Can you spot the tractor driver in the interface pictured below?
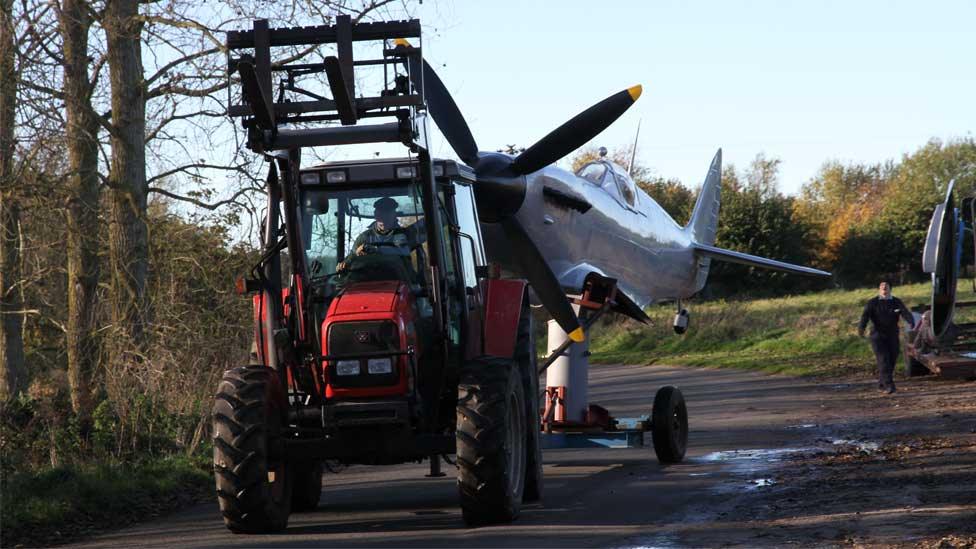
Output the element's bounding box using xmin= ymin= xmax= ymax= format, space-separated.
xmin=337 ymin=196 xmax=424 ymax=273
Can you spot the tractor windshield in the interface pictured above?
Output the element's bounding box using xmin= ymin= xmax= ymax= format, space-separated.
xmin=300 ymin=182 xmax=427 ymax=287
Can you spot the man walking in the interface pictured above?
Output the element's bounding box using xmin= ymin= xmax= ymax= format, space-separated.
xmin=858 ymin=281 xmax=916 ymax=394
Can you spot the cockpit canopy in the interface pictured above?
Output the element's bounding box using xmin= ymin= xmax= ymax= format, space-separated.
xmin=575 ymin=160 xmax=638 ymax=208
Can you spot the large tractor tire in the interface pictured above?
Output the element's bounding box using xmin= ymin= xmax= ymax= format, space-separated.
xmin=291 ymin=462 xmax=323 ymax=512
xmin=652 ymin=385 xmax=688 ymax=464
xmin=456 ymin=357 xmax=527 ymax=526
xmin=515 ymin=303 xmax=544 ymax=503
xmin=213 ymin=366 xmax=293 ymax=533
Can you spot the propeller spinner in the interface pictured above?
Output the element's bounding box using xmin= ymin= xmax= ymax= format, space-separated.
xmin=402 ymin=44 xmax=642 ymax=341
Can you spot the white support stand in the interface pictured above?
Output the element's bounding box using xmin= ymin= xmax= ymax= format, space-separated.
xmin=545 ymin=315 xmax=589 ymax=423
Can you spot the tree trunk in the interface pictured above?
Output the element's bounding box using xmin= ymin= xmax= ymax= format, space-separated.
xmin=59 ymin=0 xmax=101 ymax=422
xmin=0 ymin=0 xmax=26 ymax=401
xmin=104 ymin=0 xmax=147 ymax=357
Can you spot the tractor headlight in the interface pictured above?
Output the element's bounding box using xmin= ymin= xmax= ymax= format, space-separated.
xmin=367 ymin=357 xmax=393 ymax=375
xmin=336 ymin=360 xmax=360 ymax=376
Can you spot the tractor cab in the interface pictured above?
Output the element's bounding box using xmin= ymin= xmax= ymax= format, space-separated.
xmin=296 ymin=158 xmax=487 ymax=402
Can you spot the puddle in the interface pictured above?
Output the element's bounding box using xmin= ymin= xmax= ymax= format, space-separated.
xmin=746 ymin=478 xmax=776 ymax=489
xmin=699 ymin=447 xmax=818 ymax=463
xmin=786 ymin=423 xmax=818 ymax=429
xmin=619 ymin=532 xmax=682 ymax=549
xmin=831 ymin=439 xmax=880 ymax=453
xmin=687 ymin=472 xmax=711 ymax=477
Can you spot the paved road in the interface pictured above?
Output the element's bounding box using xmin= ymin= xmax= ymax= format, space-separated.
xmin=69 ymin=364 xmax=835 ymax=548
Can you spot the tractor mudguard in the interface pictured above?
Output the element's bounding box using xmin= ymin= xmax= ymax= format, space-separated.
xmin=482 ymin=279 xmax=527 ymax=358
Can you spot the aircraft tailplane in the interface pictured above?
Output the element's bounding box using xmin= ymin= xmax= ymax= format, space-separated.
xmin=692 ymin=243 xmax=831 ymax=278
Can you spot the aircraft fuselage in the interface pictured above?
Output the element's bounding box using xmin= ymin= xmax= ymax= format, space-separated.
xmin=481 ymin=159 xmax=701 ymax=308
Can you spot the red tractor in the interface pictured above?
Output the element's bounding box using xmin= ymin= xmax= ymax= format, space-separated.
xmin=213 ymin=18 xmax=543 ymax=532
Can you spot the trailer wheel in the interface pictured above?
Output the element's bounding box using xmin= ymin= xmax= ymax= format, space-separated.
xmin=652 ymin=386 xmax=688 ymax=464
xmin=291 ymin=462 xmax=323 ymax=512
xmin=213 ymin=366 xmax=292 ymax=533
xmin=457 ymin=357 xmax=526 ymax=525
xmin=515 ymin=303 xmax=544 ymax=503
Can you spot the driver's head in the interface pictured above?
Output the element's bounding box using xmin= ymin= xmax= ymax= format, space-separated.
xmin=373 ymin=197 xmax=399 ymax=232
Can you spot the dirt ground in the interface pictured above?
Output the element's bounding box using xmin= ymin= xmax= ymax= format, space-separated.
xmin=675 ymin=373 xmax=976 ymax=548
xmin=52 ymin=365 xmax=975 ymax=549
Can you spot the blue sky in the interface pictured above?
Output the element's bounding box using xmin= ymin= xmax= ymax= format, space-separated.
xmin=385 ymin=0 xmax=975 ymax=194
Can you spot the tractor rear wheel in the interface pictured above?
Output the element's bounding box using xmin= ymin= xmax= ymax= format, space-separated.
xmin=213 ymin=366 xmax=292 ymax=533
xmin=652 ymin=385 xmax=688 ymax=464
xmin=515 ymin=303 xmax=544 ymax=503
xmin=456 ymin=357 xmax=527 ymax=525
xmin=291 ymin=462 xmax=323 ymax=512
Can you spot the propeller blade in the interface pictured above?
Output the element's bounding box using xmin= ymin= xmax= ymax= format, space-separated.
xmin=500 ymin=217 xmax=584 ymax=342
xmin=421 ymin=60 xmax=480 ymax=166
xmin=510 ymin=85 xmax=643 ymax=175
xmin=397 ymin=41 xmax=480 ymax=166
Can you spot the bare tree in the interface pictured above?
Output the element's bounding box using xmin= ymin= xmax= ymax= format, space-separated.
xmin=104 ymin=0 xmax=148 ymax=355
xmin=58 ymin=0 xmax=103 ymax=422
xmin=0 ymin=0 xmax=27 ymax=401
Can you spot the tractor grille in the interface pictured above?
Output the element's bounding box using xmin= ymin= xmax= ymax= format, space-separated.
xmin=327 ymin=321 xmax=400 ymax=388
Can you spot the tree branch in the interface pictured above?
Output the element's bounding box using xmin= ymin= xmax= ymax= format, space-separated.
xmin=148 ymin=186 xmax=262 ymax=211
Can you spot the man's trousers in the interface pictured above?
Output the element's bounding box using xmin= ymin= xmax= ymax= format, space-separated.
xmin=870 ymin=332 xmax=900 ymax=389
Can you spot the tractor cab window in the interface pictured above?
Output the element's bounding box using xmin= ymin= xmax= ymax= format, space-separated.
xmin=577 ymin=162 xmax=608 ymax=186
xmin=451 ymin=183 xmax=485 ymax=290
xmin=301 ymin=182 xmax=427 ymax=293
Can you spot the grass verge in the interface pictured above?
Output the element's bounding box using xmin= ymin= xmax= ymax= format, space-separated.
xmin=1 ymin=454 xmax=212 ymax=547
xmin=588 ymin=282 xmax=944 ymax=378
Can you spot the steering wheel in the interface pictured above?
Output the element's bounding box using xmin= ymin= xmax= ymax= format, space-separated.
xmin=361 ymin=241 xmax=403 ymax=253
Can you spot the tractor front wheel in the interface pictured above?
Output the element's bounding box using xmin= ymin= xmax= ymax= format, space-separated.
xmin=456 ymin=357 xmax=527 ymax=526
xmin=291 ymin=462 xmax=323 ymax=512
xmin=213 ymin=366 xmax=293 ymax=533
xmin=515 ymin=303 xmax=544 ymax=503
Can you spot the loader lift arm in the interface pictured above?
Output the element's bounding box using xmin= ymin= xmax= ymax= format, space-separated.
xmin=226 ymin=16 xmax=448 ymax=396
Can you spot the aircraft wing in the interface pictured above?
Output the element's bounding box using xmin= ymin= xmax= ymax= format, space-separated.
xmin=692 ymin=243 xmax=831 ymax=277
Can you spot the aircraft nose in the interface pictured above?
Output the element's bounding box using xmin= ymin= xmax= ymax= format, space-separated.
xmin=474 ymin=175 xmax=526 ymax=222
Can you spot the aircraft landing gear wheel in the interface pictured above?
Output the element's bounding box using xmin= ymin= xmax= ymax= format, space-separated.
xmin=213 ymin=366 xmax=293 ymax=533
xmin=652 ymin=385 xmax=688 ymax=464
xmin=456 ymin=357 xmax=526 ymax=526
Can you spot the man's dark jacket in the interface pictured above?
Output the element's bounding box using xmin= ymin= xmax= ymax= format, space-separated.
xmin=858 ymin=296 xmax=914 ymax=337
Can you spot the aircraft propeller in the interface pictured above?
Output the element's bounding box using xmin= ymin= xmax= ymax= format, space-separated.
xmin=403 ymin=45 xmax=641 ymax=342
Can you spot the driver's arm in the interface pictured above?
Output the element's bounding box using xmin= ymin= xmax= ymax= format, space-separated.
xmin=339 ymin=231 xmax=369 ymax=270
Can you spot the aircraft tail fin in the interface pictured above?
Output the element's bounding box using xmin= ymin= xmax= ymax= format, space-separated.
xmin=686 ymin=149 xmax=723 ymax=291
xmin=686 ymin=148 xmax=723 ymax=247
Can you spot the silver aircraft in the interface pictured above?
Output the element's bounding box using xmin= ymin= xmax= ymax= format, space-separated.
xmin=408 ymin=55 xmax=830 ymax=339
xmin=482 ymin=148 xmax=829 ymax=314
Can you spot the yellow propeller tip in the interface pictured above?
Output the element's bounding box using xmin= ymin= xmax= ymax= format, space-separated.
xmin=627 ymin=85 xmax=643 ymax=101
xmin=568 ymin=327 xmax=585 ymax=343
xmin=394 ymin=38 xmax=412 ymax=47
